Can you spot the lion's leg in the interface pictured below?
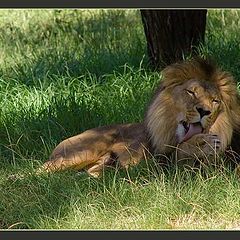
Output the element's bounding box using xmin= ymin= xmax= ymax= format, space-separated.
xmin=85 ymin=153 xmax=112 ymax=178
xmin=117 ymin=150 xmax=145 ymax=169
xmin=36 ymin=150 xmax=99 ymax=174
xmin=113 ymin=143 xmax=147 ymax=169
xmin=175 ymin=133 xmax=221 ymax=167
xmin=85 ymin=145 xmax=148 ymax=178
xmin=84 ymin=142 xmax=148 ymax=177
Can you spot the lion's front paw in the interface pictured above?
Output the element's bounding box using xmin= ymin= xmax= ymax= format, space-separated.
xmin=193 ymin=134 xmax=221 ymax=156
xmin=176 ymin=133 xmax=222 ymax=165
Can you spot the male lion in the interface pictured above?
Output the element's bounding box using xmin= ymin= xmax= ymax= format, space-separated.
xmin=38 ymin=58 xmax=240 ymax=177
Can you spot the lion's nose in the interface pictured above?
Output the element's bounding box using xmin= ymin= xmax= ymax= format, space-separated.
xmin=196 ymin=107 xmax=211 ymax=118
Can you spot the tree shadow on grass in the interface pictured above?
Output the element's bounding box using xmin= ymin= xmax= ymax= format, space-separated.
xmin=0 ymin=9 xmax=148 ymax=88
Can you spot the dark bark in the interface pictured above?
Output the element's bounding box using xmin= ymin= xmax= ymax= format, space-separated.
xmin=140 ymin=10 xmax=207 ymax=69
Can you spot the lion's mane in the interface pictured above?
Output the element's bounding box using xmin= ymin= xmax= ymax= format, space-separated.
xmin=145 ymin=58 xmax=240 ymax=155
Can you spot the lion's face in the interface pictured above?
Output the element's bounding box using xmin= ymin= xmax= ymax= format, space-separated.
xmin=145 ymin=58 xmax=240 ymax=155
xmin=173 ymin=79 xmax=222 ymax=143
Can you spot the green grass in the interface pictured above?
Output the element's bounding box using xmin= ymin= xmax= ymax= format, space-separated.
xmin=0 ymin=9 xmax=240 ymax=230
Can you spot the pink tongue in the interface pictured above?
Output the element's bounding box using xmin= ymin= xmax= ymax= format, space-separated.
xmin=182 ymin=123 xmax=203 ymax=142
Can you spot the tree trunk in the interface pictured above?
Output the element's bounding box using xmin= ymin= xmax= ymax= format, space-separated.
xmin=140 ymin=10 xmax=207 ymax=69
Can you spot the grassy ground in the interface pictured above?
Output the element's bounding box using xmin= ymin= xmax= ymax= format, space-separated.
xmin=0 ymin=9 xmax=240 ymax=230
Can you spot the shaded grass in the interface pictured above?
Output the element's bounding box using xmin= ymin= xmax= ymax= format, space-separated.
xmin=0 ymin=9 xmax=240 ymax=229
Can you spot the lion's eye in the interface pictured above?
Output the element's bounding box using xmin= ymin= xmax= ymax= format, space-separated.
xmin=186 ymin=89 xmax=195 ymax=96
xmin=212 ymin=99 xmax=220 ymax=104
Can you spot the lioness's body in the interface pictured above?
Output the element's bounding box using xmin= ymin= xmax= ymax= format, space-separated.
xmin=39 ymin=58 xmax=240 ymax=176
